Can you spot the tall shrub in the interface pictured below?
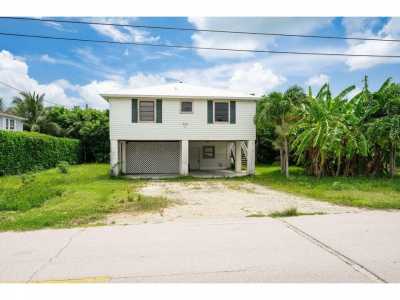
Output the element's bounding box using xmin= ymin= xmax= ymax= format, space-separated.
xmin=0 ymin=131 xmax=80 ymax=175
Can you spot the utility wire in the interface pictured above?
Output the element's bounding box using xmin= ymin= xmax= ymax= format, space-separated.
xmin=1 ymin=16 xmax=400 ymax=43
xmin=0 ymin=80 xmax=69 ymax=107
xmin=1 ymin=31 xmax=400 ymax=58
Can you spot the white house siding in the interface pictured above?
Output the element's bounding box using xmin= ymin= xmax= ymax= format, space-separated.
xmin=109 ymin=98 xmax=256 ymax=141
xmin=0 ymin=116 xmax=24 ymax=131
xmin=189 ymin=141 xmax=230 ymax=171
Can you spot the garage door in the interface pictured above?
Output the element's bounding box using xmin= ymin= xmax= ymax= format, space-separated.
xmin=126 ymin=141 xmax=180 ymax=174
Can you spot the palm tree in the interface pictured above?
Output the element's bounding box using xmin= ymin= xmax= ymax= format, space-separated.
xmin=256 ymin=86 xmax=306 ymax=177
xmin=12 ymin=91 xmax=62 ymax=135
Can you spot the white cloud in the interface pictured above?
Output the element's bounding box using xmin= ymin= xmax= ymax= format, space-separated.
xmin=306 ymin=74 xmax=330 ymax=87
xmin=0 ymin=49 xmax=286 ymax=110
xmin=164 ymin=61 xmax=286 ymax=95
xmin=40 ymin=54 xmax=57 ymax=64
xmin=0 ymin=50 xmax=83 ymax=108
xmin=187 ymin=17 xmax=333 ymax=60
xmin=89 ymin=18 xmax=159 ymax=43
xmin=344 ymin=18 xmax=400 ymax=70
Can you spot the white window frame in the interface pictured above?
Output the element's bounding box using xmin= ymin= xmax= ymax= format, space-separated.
xmin=138 ymin=99 xmax=156 ymax=123
xmin=213 ymin=100 xmax=230 ymax=123
xmin=9 ymin=119 xmax=15 ymax=130
xmin=180 ymin=101 xmax=193 ymax=114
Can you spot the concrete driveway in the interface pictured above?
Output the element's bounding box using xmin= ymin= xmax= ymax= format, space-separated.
xmin=1 ymin=210 xmax=399 ymax=283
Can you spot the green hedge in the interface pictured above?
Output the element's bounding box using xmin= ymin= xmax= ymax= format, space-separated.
xmin=0 ymin=131 xmax=80 ymax=175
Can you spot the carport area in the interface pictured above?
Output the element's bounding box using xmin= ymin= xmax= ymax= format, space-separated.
xmin=112 ymin=139 xmax=254 ymax=178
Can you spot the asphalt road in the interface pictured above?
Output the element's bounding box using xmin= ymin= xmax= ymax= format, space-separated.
xmin=0 ymin=211 xmax=399 ymax=283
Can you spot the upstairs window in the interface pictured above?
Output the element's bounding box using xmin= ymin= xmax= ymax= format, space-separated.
xmin=139 ymin=101 xmax=155 ymax=122
xmin=181 ymin=101 xmax=193 ymax=113
xmin=214 ymin=102 xmax=229 ymax=122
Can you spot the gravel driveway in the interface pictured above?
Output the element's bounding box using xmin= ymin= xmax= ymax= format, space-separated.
xmin=107 ymin=181 xmax=363 ymax=225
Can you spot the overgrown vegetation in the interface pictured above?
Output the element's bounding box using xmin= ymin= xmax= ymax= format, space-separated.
xmin=249 ymin=165 xmax=400 ymax=209
xmin=0 ymin=131 xmax=80 ymax=175
xmin=0 ymin=164 xmax=171 ymax=231
xmin=256 ymin=77 xmax=400 ymax=177
xmin=9 ymin=92 xmax=109 ymax=163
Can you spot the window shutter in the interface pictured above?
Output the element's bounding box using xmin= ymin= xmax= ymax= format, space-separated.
xmin=156 ymin=99 xmax=162 ymax=123
xmin=207 ymin=100 xmax=213 ymax=124
xmin=230 ymin=101 xmax=236 ymax=124
xmin=131 ymin=99 xmax=138 ymax=123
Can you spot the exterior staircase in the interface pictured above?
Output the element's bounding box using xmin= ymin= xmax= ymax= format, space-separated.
xmin=229 ymin=142 xmax=248 ymax=171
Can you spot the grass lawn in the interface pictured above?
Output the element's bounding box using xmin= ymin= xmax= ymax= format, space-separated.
xmin=1 ymin=163 xmax=399 ymax=231
xmin=246 ymin=165 xmax=400 ymax=209
xmin=0 ymin=164 xmax=169 ymax=231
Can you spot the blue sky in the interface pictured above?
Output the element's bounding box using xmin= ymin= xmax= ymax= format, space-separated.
xmin=0 ymin=17 xmax=399 ymax=109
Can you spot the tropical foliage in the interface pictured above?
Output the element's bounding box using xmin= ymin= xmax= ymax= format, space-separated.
xmin=8 ymin=92 xmax=109 ymax=163
xmin=256 ymin=86 xmax=306 ymax=177
xmin=256 ymin=77 xmax=400 ymax=177
xmin=12 ymin=92 xmax=62 ymax=135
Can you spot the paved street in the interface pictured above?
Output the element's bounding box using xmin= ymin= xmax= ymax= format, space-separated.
xmin=0 ymin=211 xmax=399 ymax=283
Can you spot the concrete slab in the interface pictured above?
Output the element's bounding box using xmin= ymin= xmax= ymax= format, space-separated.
xmin=0 ymin=228 xmax=82 ymax=282
xmin=14 ymin=218 xmax=369 ymax=283
xmin=285 ymin=211 xmax=400 ymax=282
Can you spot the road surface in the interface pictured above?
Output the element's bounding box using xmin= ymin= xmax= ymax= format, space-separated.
xmin=0 ymin=211 xmax=399 ymax=283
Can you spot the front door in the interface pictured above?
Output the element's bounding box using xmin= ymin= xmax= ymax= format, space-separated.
xmin=189 ymin=147 xmax=200 ymax=170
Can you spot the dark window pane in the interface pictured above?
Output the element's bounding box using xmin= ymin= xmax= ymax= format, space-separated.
xmin=215 ymin=102 xmax=229 ymax=122
xmin=181 ymin=101 xmax=192 ymax=112
xmin=203 ymin=146 xmax=215 ymax=159
xmin=139 ymin=101 xmax=154 ymax=121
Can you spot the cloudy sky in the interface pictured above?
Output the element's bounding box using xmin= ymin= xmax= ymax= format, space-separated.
xmin=0 ymin=17 xmax=400 ymax=109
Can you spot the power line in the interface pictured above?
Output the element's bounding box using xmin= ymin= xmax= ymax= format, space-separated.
xmin=0 ymin=80 xmax=66 ymax=106
xmin=1 ymin=31 xmax=400 ymax=58
xmin=1 ymin=16 xmax=400 ymax=43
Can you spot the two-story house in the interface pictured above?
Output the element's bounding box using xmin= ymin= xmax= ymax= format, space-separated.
xmin=0 ymin=112 xmax=25 ymax=132
xmin=101 ymin=82 xmax=259 ymax=177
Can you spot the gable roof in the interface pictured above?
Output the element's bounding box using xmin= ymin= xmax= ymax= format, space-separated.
xmin=100 ymin=82 xmax=260 ymax=101
xmin=0 ymin=112 xmax=26 ymax=121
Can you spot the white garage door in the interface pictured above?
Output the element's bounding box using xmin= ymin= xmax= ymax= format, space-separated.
xmin=126 ymin=141 xmax=180 ymax=174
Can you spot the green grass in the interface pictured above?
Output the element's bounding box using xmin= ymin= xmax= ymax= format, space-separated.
xmin=268 ymin=207 xmax=324 ymax=218
xmin=246 ymin=212 xmax=267 ymax=217
xmin=243 ymin=165 xmax=400 ymax=209
xmin=0 ymin=164 xmax=169 ymax=231
xmin=2 ymin=163 xmax=399 ymax=231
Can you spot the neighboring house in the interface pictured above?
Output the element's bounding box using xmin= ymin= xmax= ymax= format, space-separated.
xmin=101 ymin=82 xmax=260 ymax=176
xmin=0 ymin=112 xmax=25 ymax=132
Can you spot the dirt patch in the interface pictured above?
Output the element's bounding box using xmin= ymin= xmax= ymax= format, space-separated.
xmin=106 ymin=181 xmax=363 ymax=225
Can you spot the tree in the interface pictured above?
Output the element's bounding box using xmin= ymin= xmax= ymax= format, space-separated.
xmin=292 ymin=83 xmax=370 ymax=177
xmin=362 ymin=78 xmax=400 ymax=177
xmin=256 ymin=86 xmax=306 ymax=177
xmin=12 ymin=91 xmax=62 ymax=135
xmin=0 ymin=97 xmax=4 ymax=112
xmin=46 ymin=106 xmax=110 ymax=162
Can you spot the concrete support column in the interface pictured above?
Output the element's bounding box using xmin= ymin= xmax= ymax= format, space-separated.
xmin=235 ymin=141 xmax=242 ymax=173
xmin=110 ymin=139 xmax=119 ymax=176
xmin=121 ymin=141 xmax=127 ymax=174
xmin=247 ymin=140 xmax=255 ymax=175
xmin=180 ymin=140 xmax=189 ymax=176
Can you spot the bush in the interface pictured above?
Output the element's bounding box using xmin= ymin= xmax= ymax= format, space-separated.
xmin=0 ymin=131 xmax=80 ymax=176
xmin=57 ymin=161 xmax=70 ymax=174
